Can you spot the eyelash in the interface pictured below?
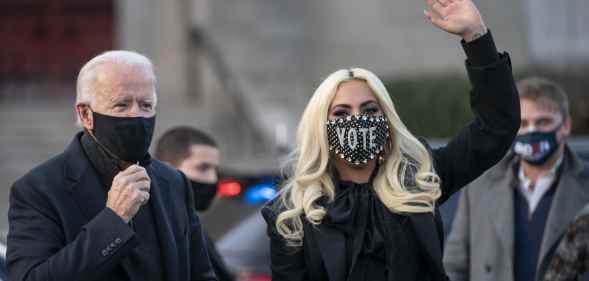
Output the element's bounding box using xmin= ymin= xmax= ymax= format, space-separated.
xmin=332 ymin=107 xmax=379 ymax=117
xmin=364 ymin=107 xmax=378 ymax=114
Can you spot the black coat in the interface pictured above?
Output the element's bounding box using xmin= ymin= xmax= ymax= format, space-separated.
xmin=6 ymin=132 xmax=217 ymax=281
xmin=203 ymin=232 xmax=236 ymax=281
xmin=261 ymin=40 xmax=521 ymax=281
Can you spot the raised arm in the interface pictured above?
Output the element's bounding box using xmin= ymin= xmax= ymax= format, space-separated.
xmin=424 ymin=0 xmax=521 ymax=203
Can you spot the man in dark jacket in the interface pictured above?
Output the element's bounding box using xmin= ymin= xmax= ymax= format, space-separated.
xmin=6 ymin=50 xmax=217 ymax=281
xmin=155 ymin=126 xmax=236 ymax=281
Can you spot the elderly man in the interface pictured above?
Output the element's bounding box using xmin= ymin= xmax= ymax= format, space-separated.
xmin=6 ymin=51 xmax=217 ymax=281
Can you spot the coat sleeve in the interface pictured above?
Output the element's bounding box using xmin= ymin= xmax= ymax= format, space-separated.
xmin=432 ymin=31 xmax=520 ymax=204
xmin=7 ymin=180 xmax=138 ymax=281
xmin=183 ymin=174 xmax=218 ymax=281
xmin=443 ymin=188 xmax=472 ymax=281
xmin=261 ymin=205 xmax=308 ymax=281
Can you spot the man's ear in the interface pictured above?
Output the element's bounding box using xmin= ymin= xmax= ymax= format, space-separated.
xmin=75 ymin=104 xmax=94 ymax=130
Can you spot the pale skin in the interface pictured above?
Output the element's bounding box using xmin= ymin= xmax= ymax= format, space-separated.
xmin=75 ymin=62 xmax=157 ymax=223
xmin=329 ymin=0 xmax=488 ymax=183
xmin=176 ymin=144 xmax=220 ymax=184
xmin=518 ymin=98 xmax=571 ymax=189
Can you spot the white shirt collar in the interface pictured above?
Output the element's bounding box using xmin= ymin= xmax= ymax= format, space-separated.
xmin=517 ymin=153 xmax=563 ymax=216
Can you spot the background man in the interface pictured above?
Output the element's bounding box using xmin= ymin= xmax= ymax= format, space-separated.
xmin=156 ymin=126 xmax=235 ymax=281
xmin=444 ymin=77 xmax=589 ymax=281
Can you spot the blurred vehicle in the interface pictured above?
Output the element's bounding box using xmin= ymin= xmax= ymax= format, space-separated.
xmin=216 ymin=137 xmax=589 ymax=281
xmin=210 ymin=175 xmax=279 ymax=281
xmin=217 ymin=211 xmax=271 ymax=281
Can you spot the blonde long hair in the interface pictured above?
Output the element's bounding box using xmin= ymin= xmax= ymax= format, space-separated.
xmin=275 ymin=68 xmax=441 ymax=246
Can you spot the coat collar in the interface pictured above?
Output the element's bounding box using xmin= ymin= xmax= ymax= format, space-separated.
xmin=536 ymin=146 xmax=589 ymax=276
xmin=63 ymin=132 xmax=92 ymax=190
xmin=63 ymin=132 xmax=180 ymax=281
xmin=311 ymin=206 xmax=447 ymax=281
xmin=63 ymin=132 xmax=107 ymax=223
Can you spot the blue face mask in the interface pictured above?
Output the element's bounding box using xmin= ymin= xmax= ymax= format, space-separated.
xmin=513 ymin=125 xmax=561 ymax=165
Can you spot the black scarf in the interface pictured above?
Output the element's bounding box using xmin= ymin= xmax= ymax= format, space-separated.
xmin=322 ymin=172 xmax=422 ymax=281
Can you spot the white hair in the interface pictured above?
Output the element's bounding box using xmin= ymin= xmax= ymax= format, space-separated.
xmin=75 ymin=50 xmax=157 ymax=125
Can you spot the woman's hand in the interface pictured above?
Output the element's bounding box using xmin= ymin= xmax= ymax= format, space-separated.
xmin=424 ymin=0 xmax=487 ymax=42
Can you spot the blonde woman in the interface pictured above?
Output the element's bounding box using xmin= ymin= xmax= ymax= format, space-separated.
xmin=261 ymin=0 xmax=520 ymax=280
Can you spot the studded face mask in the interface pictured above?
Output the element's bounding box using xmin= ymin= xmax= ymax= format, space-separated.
xmin=326 ymin=114 xmax=390 ymax=166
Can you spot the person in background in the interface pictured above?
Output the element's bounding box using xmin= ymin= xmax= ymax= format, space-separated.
xmin=444 ymin=77 xmax=589 ymax=281
xmin=544 ymin=203 xmax=589 ymax=281
xmin=156 ymin=127 xmax=235 ymax=281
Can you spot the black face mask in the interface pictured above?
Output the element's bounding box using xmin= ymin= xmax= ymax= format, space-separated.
xmin=326 ymin=114 xmax=389 ymax=166
xmin=190 ymin=180 xmax=218 ymax=211
xmin=513 ymin=125 xmax=561 ymax=166
xmin=89 ymin=111 xmax=156 ymax=166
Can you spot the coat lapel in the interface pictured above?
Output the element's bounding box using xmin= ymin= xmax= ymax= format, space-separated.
xmin=64 ymin=133 xmax=141 ymax=278
xmin=64 ymin=133 xmax=181 ymax=281
xmin=486 ymin=165 xmax=516 ymax=264
xmin=147 ymin=165 xmax=180 ymax=281
xmin=64 ymin=132 xmax=110 ymax=232
xmin=537 ymin=149 xmax=589 ymax=276
xmin=409 ymin=212 xmax=445 ymax=278
xmin=69 ymin=170 xmax=109 ymax=227
xmin=311 ymin=223 xmax=346 ymax=281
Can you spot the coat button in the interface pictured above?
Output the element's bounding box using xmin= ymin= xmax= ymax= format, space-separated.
xmin=485 ymin=265 xmax=492 ymax=273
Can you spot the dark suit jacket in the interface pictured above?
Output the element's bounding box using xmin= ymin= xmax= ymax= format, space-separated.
xmin=203 ymin=232 xmax=235 ymax=281
xmin=261 ymin=47 xmax=520 ymax=281
xmin=6 ymin=132 xmax=217 ymax=281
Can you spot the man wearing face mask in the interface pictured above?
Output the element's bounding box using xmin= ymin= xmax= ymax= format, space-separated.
xmin=6 ymin=51 xmax=217 ymax=281
xmin=155 ymin=127 xmax=235 ymax=281
xmin=444 ymin=77 xmax=589 ymax=281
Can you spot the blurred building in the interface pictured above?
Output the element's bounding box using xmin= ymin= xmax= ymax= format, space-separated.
xmin=0 ymin=0 xmax=588 ymax=231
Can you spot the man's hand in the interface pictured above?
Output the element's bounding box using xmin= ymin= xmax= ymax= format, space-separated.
xmin=106 ymin=165 xmax=151 ymax=223
xmin=424 ymin=0 xmax=487 ymax=42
